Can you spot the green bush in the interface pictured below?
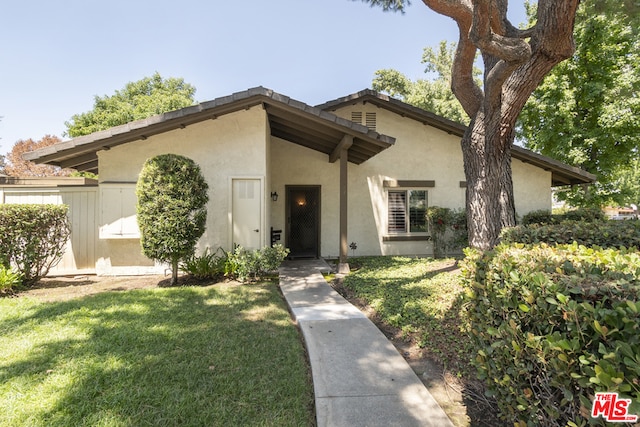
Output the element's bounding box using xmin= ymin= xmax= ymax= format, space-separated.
xmin=521 ymin=208 xmax=606 ymax=225
xmin=0 ymin=204 xmax=70 ymax=286
xmin=462 ymin=243 xmax=640 ymax=426
xmin=227 ymin=244 xmax=289 ymax=282
xmin=426 ymin=206 xmax=467 ymax=258
xmin=561 ymin=207 xmax=606 ymax=223
xmin=136 ymin=154 xmax=209 ymax=286
xmin=521 ymin=209 xmax=553 ymax=225
xmin=0 ymin=266 xmax=23 ymax=293
xmin=179 ymin=247 xmax=228 ymax=279
xmin=501 ymin=219 xmax=640 ymax=249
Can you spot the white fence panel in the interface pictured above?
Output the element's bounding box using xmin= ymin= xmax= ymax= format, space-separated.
xmin=2 ymin=188 xmax=98 ymax=274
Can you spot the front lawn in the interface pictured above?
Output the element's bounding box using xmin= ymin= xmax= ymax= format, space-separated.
xmin=339 ymin=256 xmax=472 ymax=376
xmin=0 ymin=282 xmax=314 ymax=426
xmin=335 ymin=256 xmax=506 ymax=426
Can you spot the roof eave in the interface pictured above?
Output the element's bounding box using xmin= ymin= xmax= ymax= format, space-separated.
xmin=511 ymin=146 xmax=596 ymax=186
xmin=25 ymin=87 xmax=395 ymax=173
xmin=319 ymin=89 xmax=595 ymax=186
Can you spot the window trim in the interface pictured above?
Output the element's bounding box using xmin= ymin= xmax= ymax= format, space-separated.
xmin=385 ymin=186 xmax=429 ymax=238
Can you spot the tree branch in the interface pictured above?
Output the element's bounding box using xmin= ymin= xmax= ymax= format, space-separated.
xmin=502 ymin=0 xmax=579 ymax=123
xmin=452 ymin=32 xmax=483 ymax=117
xmin=422 ymin=0 xmax=482 ymax=118
xmin=470 ymin=0 xmax=531 ymax=64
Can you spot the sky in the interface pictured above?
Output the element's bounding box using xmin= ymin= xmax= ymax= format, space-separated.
xmin=0 ymin=0 xmax=527 ymax=156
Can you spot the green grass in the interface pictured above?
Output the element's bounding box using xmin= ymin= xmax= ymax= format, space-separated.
xmin=343 ymin=256 xmax=473 ymax=376
xmin=0 ymin=282 xmax=314 ymax=427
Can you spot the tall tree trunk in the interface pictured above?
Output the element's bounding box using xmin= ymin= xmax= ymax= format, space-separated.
xmin=463 ymin=102 xmax=516 ymax=250
xmin=418 ymin=0 xmax=579 ymax=250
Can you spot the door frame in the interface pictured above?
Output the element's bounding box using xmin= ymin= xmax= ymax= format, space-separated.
xmin=228 ymin=176 xmax=265 ymax=250
xmin=285 ymin=185 xmax=321 ymax=259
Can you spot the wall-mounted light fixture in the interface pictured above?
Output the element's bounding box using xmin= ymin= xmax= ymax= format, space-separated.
xmin=270 ymin=191 xmax=279 ymax=202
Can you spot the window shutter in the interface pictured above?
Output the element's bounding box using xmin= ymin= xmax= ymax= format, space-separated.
xmin=351 ymin=111 xmax=362 ymax=124
xmin=99 ymin=184 xmax=140 ymax=239
xmin=388 ymin=191 xmax=406 ymax=232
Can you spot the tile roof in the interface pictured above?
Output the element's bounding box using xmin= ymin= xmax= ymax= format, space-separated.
xmin=24 ymin=86 xmax=595 ymax=186
xmin=24 ymin=87 xmax=396 ymax=174
xmin=319 ymin=89 xmax=596 ymax=186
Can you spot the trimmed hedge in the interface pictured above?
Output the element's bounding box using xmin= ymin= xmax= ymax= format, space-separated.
xmin=501 ymin=220 xmax=640 ymax=249
xmin=462 ymin=243 xmax=640 ymax=426
xmin=521 ymin=208 xmax=606 ymax=225
xmin=0 ymin=204 xmax=70 ymax=286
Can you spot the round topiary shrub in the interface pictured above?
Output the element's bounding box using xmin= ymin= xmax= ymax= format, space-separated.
xmin=136 ymin=154 xmax=209 ymax=285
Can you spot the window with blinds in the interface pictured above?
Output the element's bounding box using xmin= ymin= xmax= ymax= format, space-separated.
xmin=387 ymin=189 xmax=427 ymax=234
xmin=388 ymin=191 xmax=407 ymax=232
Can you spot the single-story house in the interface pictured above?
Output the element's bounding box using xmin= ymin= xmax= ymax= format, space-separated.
xmin=18 ymin=87 xmax=594 ymax=275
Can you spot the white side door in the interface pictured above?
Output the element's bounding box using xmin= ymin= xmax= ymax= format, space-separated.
xmin=232 ymin=178 xmax=262 ymax=249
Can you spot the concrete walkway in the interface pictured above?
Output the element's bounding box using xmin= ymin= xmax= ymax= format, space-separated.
xmin=279 ymin=259 xmax=454 ymax=427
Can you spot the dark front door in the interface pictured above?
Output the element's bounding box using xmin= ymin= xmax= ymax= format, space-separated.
xmin=286 ymin=186 xmax=320 ymax=259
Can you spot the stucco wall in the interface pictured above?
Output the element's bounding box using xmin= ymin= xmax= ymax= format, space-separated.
xmin=270 ymin=101 xmax=552 ymax=258
xmin=93 ymin=99 xmax=552 ymax=272
xmin=512 ymin=157 xmax=552 ymax=217
xmin=269 ymin=138 xmax=341 ymax=257
xmin=96 ymin=106 xmax=269 ymax=275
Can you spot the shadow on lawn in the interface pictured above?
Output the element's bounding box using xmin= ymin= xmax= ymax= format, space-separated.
xmin=338 ymin=256 xmax=507 ymax=427
xmin=0 ymin=284 xmax=314 ymax=426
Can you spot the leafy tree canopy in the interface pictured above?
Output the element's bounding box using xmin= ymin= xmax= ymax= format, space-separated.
xmin=373 ymin=41 xmax=480 ymax=124
xmin=5 ymin=135 xmax=73 ymax=177
xmin=65 ymin=72 xmax=196 ymax=138
xmin=518 ymin=0 xmax=640 ymax=208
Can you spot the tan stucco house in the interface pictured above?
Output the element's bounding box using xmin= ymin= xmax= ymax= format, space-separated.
xmin=18 ymin=87 xmax=594 ymax=275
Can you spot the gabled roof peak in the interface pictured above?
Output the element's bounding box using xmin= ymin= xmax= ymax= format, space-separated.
xmin=317 ymin=89 xmax=467 ymax=136
xmin=24 ymin=87 xmax=395 ymax=173
xmin=317 ymin=88 xmax=595 ymax=186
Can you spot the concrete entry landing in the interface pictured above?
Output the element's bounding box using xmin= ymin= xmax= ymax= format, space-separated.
xmin=279 ymin=259 xmax=454 ymax=427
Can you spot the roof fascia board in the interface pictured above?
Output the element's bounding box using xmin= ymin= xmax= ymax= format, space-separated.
xmin=25 ymin=87 xmax=394 ymax=166
xmin=319 ymin=90 xmax=594 ymax=185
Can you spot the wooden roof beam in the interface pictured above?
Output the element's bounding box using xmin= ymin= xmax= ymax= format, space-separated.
xmin=330 ymin=135 xmax=353 ymax=163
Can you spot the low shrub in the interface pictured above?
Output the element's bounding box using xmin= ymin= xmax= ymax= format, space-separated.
xmin=561 ymin=207 xmax=606 ymax=223
xmin=0 ymin=204 xmax=70 ymax=286
xmin=227 ymin=244 xmax=289 ymax=282
xmin=0 ymin=266 xmax=23 ymax=294
xmin=521 ymin=209 xmax=553 ymax=225
xmin=426 ymin=206 xmax=467 ymax=258
xmin=501 ymin=219 xmax=640 ymax=249
xmin=462 ymin=243 xmax=640 ymax=426
xmin=179 ymin=247 xmax=228 ymax=279
xmin=521 ymin=208 xmax=606 ymax=225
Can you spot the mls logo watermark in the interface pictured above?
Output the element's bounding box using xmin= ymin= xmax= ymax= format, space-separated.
xmin=591 ymin=392 xmax=638 ymax=423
